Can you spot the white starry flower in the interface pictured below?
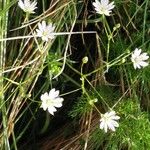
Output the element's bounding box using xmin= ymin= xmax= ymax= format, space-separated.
xmin=36 ymin=21 xmax=55 ymax=42
xmin=18 ymin=0 xmax=37 ymax=14
xmin=92 ymin=0 xmax=115 ymax=16
xmin=100 ymin=111 xmax=120 ymax=133
xmin=40 ymin=88 xmax=64 ymax=115
xmin=131 ymin=48 xmax=149 ymax=69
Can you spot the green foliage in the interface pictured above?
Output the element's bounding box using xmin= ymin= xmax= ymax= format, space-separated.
xmin=90 ymin=100 xmax=150 ymax=150
xmin=47 ymin=52 xmax=62 ymax=78
xmin=69 ymin=85 xmax=120 ymax=118
xmin=69 ymin=94 xmax=92 ymax=118
xmin=1 ymin=0 xmax=150 ymax=149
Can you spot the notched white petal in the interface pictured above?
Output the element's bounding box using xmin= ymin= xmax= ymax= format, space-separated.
xmin=131 ymin=48 xmax=149 ymax=69
xmin=40 ymin=88 xmax=64 ymax=115
xmin=18 ymin=0 xmax=37 ymax=14
xmin=36 ymin=21 xmax=55 ymax=42
xmin=99 ymin=111 xmax=120 ymax=132
xmin=93 ymin=0 xmax=115 ymax=16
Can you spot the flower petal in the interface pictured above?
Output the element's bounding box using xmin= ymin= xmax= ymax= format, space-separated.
xmin=48 ymin=106 xmax=57 ymax=115
xmin=40 ymin=88 xmax=64 ymax=115
xmin=99 ymin=110 xmax=120 ymax=132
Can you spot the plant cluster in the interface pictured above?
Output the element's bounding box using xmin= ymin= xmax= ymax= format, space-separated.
xmin=0 ymin=0 xmax=150 ymax=149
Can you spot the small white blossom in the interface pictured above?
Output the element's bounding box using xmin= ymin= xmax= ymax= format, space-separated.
xmin=40 ymin=88 xmax=64 ymax=115
xmin=100 ymin=111 xmax=120 ymax=133
xmin=92 ymin=0 xmax=115 ymax=16
xmin=131 ymin=48 xmax=149 ymax=69
xmin=18 ymin=0 xmax=37 ymax=14
xmin=36 ymin=21 xmax=55 ymax=42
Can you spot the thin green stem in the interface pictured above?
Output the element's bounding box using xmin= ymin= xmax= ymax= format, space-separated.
xmin=0 ymin=0 xmax=10 ymax=149
xmin=142 ymin=0 xmax=148 ymax=44
xmin=80 ymin=62 xmax=108 ymax=114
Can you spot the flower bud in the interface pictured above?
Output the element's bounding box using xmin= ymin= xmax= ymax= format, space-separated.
xmin=82 ymin=56 xmax=88 ymax=64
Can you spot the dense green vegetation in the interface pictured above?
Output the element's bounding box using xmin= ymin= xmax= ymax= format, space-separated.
xmin=0 ymin=0 xmax=150 ymax=149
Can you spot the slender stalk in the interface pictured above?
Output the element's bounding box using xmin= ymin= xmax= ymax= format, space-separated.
xmin=142 ymin=0 xmax=148 ymax=44
xmin=0 ymin=0 xmax=10 ymax=149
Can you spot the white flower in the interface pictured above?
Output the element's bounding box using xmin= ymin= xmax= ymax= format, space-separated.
xmin=36 ymin=21 xmax=55 ymax=42
xmin=18 ymin=0 xmax=37 ymax=14
xmin=40 ymin=88 xmax=64 ymax=115
xmin=92 ymin=0 xmax=115 ymax=16
xmin=100 ymin=111 xmax=120 ymax=133
xmin=131 ymin=48 xmax=149 ymax=69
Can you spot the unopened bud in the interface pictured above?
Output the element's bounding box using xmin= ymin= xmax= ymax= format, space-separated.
xmin=89 ymin=98 xmax=98 ymax=105
xmin=82 ymin=56 xmax=88 ymax=64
